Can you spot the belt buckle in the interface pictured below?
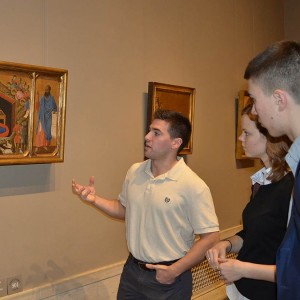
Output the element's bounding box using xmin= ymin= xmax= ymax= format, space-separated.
xmin=138 ymin=261 xmax=153 ymax=272
xmin=138 ymin=261 xmax=146 ymax=269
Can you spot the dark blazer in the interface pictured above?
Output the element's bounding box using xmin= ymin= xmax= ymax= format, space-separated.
xmin=277 ymin=162 xmax=300 ymax=300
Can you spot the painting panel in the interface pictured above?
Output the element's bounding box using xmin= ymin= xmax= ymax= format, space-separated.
xmin=147 ymin=82 xmax=195 ymax=155
xmin=235 ymin=90 xmax=251 ymax=160
xmin=0 ymin=61 xmax=67 ymax=165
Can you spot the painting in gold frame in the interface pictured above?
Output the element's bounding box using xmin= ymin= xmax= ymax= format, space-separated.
xmin=235 ymin=90 xmax=251 ymax=160
xmin=147 ymin=82 xmax=195 ymax=155
xmin=0 ymin=61 xmax=67 ymax=165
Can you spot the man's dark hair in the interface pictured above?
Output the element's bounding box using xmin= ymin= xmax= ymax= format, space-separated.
xmin=154 ymin=109 xmax=191 ymax=153
xmin=244 ymin=40 xmax=300 ymax=103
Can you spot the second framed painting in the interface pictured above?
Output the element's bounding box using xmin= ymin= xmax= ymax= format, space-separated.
xmin=235 ymin=90 xmax=251 ymax=160
xmin=147 ymin=82 xmax=195 ymax=155
xmin=0 ymin=61 xmax=67 ymax=165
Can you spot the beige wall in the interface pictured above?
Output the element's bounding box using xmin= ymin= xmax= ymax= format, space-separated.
xmin=0 ymin=0 xmax=286 ymax=293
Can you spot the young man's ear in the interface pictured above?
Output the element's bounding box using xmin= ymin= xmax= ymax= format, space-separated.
xmin=172 ymin=138 xmax=183 ymax=150
xmin=273 ymin=89 xmax=288 ymax=111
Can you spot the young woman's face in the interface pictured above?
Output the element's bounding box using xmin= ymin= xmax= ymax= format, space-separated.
xmin=238 ymin=114 xmax=267 ymax=159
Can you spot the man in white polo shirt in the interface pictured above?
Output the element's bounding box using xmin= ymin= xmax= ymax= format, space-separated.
xmin=72 ymin=109 xmax=219 ymax=299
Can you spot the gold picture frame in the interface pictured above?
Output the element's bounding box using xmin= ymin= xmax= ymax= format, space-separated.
xmin=235 ymin=90 xmax=250 ymax=160
xmin=147 ymin=82 xmax=195 ymax=154
xmin=0 ymin=61 xmax=67 ymax=165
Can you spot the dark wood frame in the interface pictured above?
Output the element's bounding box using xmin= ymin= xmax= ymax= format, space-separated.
xmin=235 ymin=90 xmax=251 ymax=160
xmin=147 ymin=82 xmax=195 ymax=154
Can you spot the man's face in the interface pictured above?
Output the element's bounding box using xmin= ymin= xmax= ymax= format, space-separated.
xmin=144 ymin=119 xmax=176 ymax=160
xmin=248 ymin=79 xmax=283 ymax=137
xmin=44 ymin=86 xmax=50 ymax=96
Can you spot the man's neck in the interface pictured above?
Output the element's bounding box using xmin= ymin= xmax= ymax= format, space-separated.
xmin=285 ymin=104 xmax=300 ymax=141
xmin=151 ymin=157 xmax=179 ymax=177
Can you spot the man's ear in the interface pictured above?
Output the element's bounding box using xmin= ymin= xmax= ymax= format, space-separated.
xmin=273 ymin=89 xmax=288 ymax=111
xmin=172 ymin=138 xmax=183 ymax=150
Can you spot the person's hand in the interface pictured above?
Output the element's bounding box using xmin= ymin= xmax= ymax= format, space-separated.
xmin=72 ymin=176 xmax=96 ymax=204
xmin=205 ymin=241 xmax=228 ymax=271
xmin=218 ymin=258 xmax=244 ymax=284
xmin=145 ymin=264 xmax=176 ymax=284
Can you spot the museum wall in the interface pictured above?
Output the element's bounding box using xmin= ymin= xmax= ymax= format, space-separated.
xmin=0 ymin=0 xmax=286 ymax=293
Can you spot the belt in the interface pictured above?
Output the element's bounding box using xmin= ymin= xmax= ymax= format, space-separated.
xmin=130 ymin=253 xmax=179 ymax=272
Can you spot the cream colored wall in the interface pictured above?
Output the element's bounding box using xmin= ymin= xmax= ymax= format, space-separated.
xmin=0 ymin=0 xmax=284 ymax=293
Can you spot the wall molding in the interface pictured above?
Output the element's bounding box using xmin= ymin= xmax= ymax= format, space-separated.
xmin=3 ymin=225 xmax=242 ymax=299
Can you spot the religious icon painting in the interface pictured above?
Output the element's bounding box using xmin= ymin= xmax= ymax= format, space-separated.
xmin=0 ymin=61 xmax=67 ymax=165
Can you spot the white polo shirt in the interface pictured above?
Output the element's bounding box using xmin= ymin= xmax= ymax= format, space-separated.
xmin=118 ymin=157 xmax=219 ymax=262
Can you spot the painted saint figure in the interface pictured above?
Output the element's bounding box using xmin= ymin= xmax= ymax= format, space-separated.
xmin=35 ymin=85 xmax=57 ymax=151
xmin=13 ymin=121 xmax=22 ymax=153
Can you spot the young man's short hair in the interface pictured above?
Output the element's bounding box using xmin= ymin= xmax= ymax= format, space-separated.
xmin=154 ymin=109 xmax=191 ymax=153
xmin=244 ymin=40 xmax=300 ymax=103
